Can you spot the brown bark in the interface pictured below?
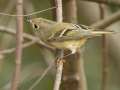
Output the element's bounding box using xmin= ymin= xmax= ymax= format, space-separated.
xmin=10 ymin=0 xmax=23 ymax=90
xmin=61 ymin=0 xmax=87 ymax=90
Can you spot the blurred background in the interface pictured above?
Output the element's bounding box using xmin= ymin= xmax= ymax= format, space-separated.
xmin=0 ymin=0 xmax=120 ymax=90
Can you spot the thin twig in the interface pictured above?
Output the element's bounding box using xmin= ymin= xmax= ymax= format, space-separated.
xmin=83 ymin=0 xmax=120 ymax=6
xmin=0 ymin=0 xmax=15 ymax=23
xmin=0 ymin=53 xmax=4 ymax=72
xmin=78 ymin=52 xmax=87 ymax=90
xmin=53 ymin=0 xmax=63 ymax=90
xmin=99 ymin=3 xmax=109 ymax=90
xmin=11 ymin=0 xmax=23 ymax=90
xmin=101 ymin=31 xmax=109 ymax=90
xmin=0 ymin=7 xmax=56 ymax=17
xmin=0 ymin=41 xmax=36 ymax=54
xmin=91 ymin=11 xmax=120 ymax=28
xmin=0 ymin=26 xmax=55 ymax=51
xmin=53 ymin=59 xmax=64 ymax=90
xmin=55 ymin=0 xmax=63 ymax=22
xmin=28 ymin=61 xmax=54 ymax=90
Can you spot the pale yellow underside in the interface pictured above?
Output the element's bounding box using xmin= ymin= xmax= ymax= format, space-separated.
xmin=50 ymin=38 xmax=87 ymax=53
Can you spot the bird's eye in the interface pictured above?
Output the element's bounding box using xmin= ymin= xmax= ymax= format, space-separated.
xmin=33 ymin=24 xmax=39 ymax=29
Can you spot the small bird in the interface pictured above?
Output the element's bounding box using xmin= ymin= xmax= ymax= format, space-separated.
xmin=29 ymin=18 xmax=113 ymax=54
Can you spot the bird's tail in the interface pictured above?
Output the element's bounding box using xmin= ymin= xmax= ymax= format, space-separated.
xmin=88 ymin=30 xmax=115 ymax=37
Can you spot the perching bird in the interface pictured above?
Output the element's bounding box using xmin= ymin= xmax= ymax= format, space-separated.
xmin=29 ymin=18 xmax=113 ymax=54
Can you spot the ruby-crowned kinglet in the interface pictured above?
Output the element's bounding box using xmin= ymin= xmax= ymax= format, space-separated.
xmin=29 ymin=18 xmax=113 ymax=54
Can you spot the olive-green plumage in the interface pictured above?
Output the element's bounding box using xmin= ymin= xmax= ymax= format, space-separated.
xmin=29 ymin=18 xmax=113 ymax=53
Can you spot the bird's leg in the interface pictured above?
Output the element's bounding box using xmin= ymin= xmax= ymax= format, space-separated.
xmin=55 ymin=49 xmax=66 ymax=65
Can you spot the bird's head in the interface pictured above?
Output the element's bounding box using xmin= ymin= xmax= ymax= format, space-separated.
xmin=29 ymin=18 xmax=56 ymax=31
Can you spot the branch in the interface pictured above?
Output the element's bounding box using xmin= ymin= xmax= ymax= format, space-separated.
xmin=83 ymin=0 xmax=120 ymax=6
xmin=63 ymin=0 xmax=78 ymax=23
xmin=0 ymin=53 xmax=4 ymax=73
xmin=11 ymin=0 xmax=23 ymax=90
xmin=98 ymin=4 xmax=109 ymax=90
xmin=53 ymin=0 xmax=63 ymax=90
xmin=28 ymin=61 xmax=54 ymax=90
xmin=0 ymin=41 xmax=36 ymax=54
xmin=0 ymin=7 xmax=56 ymax=17
xmin=91 ymin=11 xmax=120 ymax=28
xmin=55 ymin=0 xmax=63 ymax=22
xmin=0 ymin=26 xmax=55 ymax=53
xmin=61 ymin=0 xmax=88 ymax=90
xmin=53 ymin=60 xmax=64 ymax=90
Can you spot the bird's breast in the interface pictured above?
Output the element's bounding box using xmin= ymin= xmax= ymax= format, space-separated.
xmin=49 ymin=38 xmax=87 ymax=50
